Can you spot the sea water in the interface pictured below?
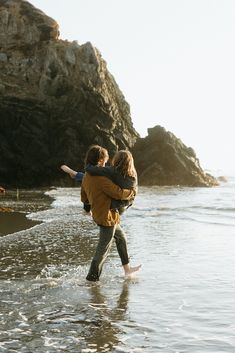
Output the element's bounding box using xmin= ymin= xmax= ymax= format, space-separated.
xmin=0 ymin=178 xmax=235 ymax=352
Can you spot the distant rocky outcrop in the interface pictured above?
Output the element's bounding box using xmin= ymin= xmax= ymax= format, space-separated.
xmin=0 ymin=0 xmax=138 ymax=187
xmin=217 ymin=176 xmax=227 ymax=183
xmin=132 ymin=126 xmax=218 ymax=187
xmin=0 ymin=1 xmax=217 ymax=188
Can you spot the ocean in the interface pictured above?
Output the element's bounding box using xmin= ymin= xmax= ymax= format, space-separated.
xmin=0 ymin=177 xmax=235 ymax=352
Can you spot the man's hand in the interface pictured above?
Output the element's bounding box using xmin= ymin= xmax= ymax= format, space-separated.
xmin=83 ymin=210 xmax=92 ymax=216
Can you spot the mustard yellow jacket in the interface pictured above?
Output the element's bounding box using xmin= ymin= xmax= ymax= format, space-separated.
xmin=81 ymin=174 xmax=136 ymax=226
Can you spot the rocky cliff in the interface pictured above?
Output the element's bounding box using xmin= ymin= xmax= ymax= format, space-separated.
xmin=0 ymin=0 xmax=138 ymax=187
xmin=0 ymin=0 xmax=217 ymax=188
xmin=132 ymin=126 xmax=218 ymax=186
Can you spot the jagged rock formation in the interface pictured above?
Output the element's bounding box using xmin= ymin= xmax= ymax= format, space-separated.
xmin=217 ymin=176 xmax=227 ymax=183
xmin=132 ymin=126 xmax=218 ymax=187
xmin=0 ymin=0 xmax=138 ymax=187
xmin=0 ymin=1 xmax=217 ymax=188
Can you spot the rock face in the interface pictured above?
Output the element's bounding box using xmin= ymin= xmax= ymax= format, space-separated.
xmin=132 ymin=126 xmax=218 ymax=187
xmin=0 ymin=0 xmax=138 ymax=187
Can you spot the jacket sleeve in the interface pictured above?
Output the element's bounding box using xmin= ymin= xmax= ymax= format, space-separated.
xmin=75 ymin=172 xmax=84 ymax=182
xmin=81 ymin=186 xmax=91 ymax=213
xmin=86 ymin=165 xmax=113 ymax=177
xmin=81 ymin=184 xmax=89 ymax=204
xmin=100 ymin=177 xmax=136 ymax=200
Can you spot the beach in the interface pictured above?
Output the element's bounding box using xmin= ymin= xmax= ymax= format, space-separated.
xmin=0 ymin=189 xmax=52 ymax=236
xmin=1 ymin=179 xmax=235 ymax=352
xmin=0 ymin=211 xmax=41 ymax=236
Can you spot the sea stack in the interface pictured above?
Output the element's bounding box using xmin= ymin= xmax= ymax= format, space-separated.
xmin=132 ymin=126 xmax=218 ymax=187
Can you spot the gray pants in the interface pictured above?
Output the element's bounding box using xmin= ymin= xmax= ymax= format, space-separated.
xmin=86 ymin=224 xmax=129 ymax=281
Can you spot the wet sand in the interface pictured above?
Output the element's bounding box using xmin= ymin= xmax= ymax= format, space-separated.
xmin=1 ymin=186 xmax=235 ymax=352
xmin=0 ymin=211 xmax=41 ymax=236
xmin=0 ymin=188 xmax=52 ymax=236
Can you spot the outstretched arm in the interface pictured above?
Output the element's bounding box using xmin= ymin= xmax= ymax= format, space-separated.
xmin=61 ymin=165 xmax=84 ymax=182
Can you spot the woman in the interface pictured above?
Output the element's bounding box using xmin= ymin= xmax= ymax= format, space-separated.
xmin=81 ymin=145 xmax=141 ymax=282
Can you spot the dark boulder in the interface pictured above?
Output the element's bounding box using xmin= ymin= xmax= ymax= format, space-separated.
xmin=217 ymin=176 xmax=227 ymax=183
xmin=132 ymin=126 xmax=218 ymax=187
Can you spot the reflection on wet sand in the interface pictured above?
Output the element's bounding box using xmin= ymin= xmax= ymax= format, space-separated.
xmin=0 ymin=275 xmax=135 ymax=353
xmin=85 ymin=281 xmax=130 ymax=351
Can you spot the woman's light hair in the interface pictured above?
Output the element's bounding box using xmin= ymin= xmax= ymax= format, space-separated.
xmin=112 ymin=150 xmax=137 ymax=178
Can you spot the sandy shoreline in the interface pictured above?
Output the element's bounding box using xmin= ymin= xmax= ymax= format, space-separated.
xmin=0 ymin=211 xmax=41 ymax=236
xmin=0 ymin=188 xmax=52 ymax=236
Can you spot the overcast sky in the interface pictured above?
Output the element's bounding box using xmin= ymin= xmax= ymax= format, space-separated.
xmin=30 ymin=0 xmax=235 ymax=175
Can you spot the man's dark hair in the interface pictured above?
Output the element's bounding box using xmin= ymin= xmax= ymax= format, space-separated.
xmin=85 ymin=145 xmax=109 ymax=166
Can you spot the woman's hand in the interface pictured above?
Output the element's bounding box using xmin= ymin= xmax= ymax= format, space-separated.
xmin=61 ymin=165 xmax=77 ymax=178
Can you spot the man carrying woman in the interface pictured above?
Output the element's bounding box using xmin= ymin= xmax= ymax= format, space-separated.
xmin=68 ymin=145 xmax=141 ymax=282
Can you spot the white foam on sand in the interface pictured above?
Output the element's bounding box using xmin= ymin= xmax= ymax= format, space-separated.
xmin=28 ymin=187 xmax=84 ymax=222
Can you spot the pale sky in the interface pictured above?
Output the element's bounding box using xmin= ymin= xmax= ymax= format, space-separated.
xmin=30 ymin=0 xmax=235 ymax=175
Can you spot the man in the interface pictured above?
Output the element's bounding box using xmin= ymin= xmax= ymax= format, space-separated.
xmin=81 ymin=145 xmax=141 ymax=281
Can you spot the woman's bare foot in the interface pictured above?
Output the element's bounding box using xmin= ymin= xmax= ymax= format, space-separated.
xmin=123 ymin=264 xmax=142 ymax=277
xmin=60 ymin=165 xmax=77 ymax=178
